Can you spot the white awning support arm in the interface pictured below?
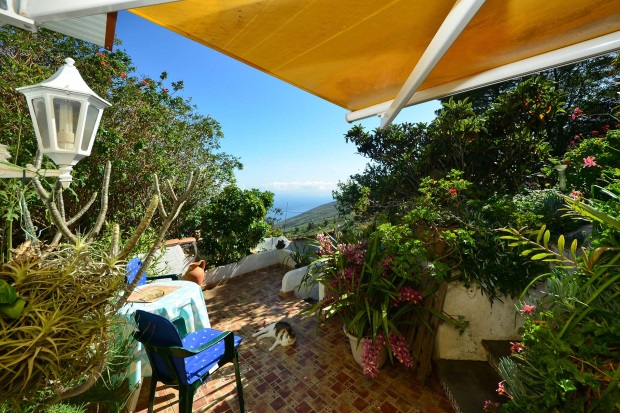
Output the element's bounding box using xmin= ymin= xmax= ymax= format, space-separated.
xmin=1 ymin=0 xmax=179 ymax=24
xmin=379 ymin=0 xmax=486 ymax=129
xmin=349 ymin=31 xmax=620 ymax=124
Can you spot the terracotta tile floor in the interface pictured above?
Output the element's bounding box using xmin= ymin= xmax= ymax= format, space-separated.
xmin=135 ymin=268 xmax=454 ymax=413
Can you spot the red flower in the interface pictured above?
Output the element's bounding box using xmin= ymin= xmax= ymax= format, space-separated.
xmin=562 ymin=160 xmax=571 ymax=165
xmin=120 ymin=73 xmax=127 ymax=79
xmin=162 ymin=88 xmax=169 ymax=93
xmin=571 ymin=108 xmax=583 ymax=120
xmin=449 ymin=188 xmax=457 ymax=196
xmin=141 ymin=80 xmax=150 ymax=86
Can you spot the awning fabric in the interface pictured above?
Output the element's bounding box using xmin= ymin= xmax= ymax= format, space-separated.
xmin=130 ymin=0 xmax=620 ymax=124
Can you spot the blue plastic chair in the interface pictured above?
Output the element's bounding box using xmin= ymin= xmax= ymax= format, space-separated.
xmin=133 ymin=310 xmax=245 ymax=413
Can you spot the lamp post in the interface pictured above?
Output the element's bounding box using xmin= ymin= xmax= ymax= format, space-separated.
xmin=1 ymin=58 xmax=111 ymax=188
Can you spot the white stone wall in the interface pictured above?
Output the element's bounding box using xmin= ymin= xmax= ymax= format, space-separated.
xmin=203 ymin=249 xmax=293 ymax=286
xmin=435 ymin=282 xmax=523 ymax=360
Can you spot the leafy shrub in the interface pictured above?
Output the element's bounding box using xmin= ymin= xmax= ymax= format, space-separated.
xmin=563 ymin=130 xmax=620 ymax=195
xmin=195 ymin=185 xmax=274 ymax=267
xmin=497 ymin=193 xmax=620 ymax=412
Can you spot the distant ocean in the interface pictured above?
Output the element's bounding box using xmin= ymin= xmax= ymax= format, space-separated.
xmin=269 ymin=193 xmax=334 ymax=219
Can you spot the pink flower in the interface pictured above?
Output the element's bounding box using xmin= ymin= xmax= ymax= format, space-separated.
xmin=120 ymin=73 xmax=127 ymax=79
xmin=592 ymin=130 xmax=599 ymax=136
xmin=563 ymin=160 xmax=571 ymax=165
xmin=162 ymin=88 xmax=169 ymax=93
xmin=389 ymin=332 xmax=414 ymax=368
xmin=570 ymin=190 xmax=583 ymax=200
xmin=449 ymin=188 xmax=457 ymax=196
xmin=571 ymin=108 xmax=583 ymax=120
xmin=393 ymin=286 xmax=423 ymax=307
xmin=483 ymin=400 xmax=500 ymax=412
xmin=361 ymin=332 xmax=386 ymax=377
xmin=316 ymin=233 xmax=333 ymax=256
xmin=141 ymin=80 xmax=150 ymax=86
xmin=520 ymin=304 xmax=536 ymax=315
xmin=510 ymin=341 xmax=525 ymax=354
xmin=497 ymin=381 xmax=507 ymax=396
xmin=583 ymin=156 xmax=597 ymax=168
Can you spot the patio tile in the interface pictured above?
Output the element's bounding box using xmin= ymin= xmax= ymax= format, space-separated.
xmin=135 ymin=267 xmax=453 ymax=413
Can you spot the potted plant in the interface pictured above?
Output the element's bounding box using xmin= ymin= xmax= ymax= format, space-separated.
xmin=301 ymin=229 xmax=427 ymax=376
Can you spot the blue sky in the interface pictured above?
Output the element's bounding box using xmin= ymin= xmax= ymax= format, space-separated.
xmin=115 ymin=11 xmax=441 ymax=209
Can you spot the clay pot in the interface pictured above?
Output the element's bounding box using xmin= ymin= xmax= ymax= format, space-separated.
xmin=183 ymin=260 xmax=206 ymax=286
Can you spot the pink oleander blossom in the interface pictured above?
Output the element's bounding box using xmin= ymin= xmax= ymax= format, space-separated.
xmin=571 ymin=108 xmax=583 ymax=120
xmin=389 ymin=332 xmax=414 ymax=368
xmin=520 ymin=304 xmax=536 ymax=315
xmin=583 ymin=156 xmax=597 ymax=168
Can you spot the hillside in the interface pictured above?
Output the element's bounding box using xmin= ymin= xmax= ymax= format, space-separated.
xmin=276 ymin=201 xmax=349 ymax=237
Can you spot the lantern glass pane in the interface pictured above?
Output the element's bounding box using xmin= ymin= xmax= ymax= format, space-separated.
xmin=31 ymin=97 xmax=50 ymax=149
xmin=53 ymin=98 xmax=81 ymax=151
xmin=81 ymin=105 xmax=100 ymax=152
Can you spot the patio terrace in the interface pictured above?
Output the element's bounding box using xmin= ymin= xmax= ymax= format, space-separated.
xmin=134 ymin=267 xmax=453 ymax=413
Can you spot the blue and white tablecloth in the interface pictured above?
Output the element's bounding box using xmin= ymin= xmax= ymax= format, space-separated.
xmin=118 ymin=279 xmax=211 ymax=389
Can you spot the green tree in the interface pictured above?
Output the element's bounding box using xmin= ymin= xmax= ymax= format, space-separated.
xmin=196 ymin=185 xmax=274 ymax=266
xmin=0 ymin=27 xmax=240 ymax=247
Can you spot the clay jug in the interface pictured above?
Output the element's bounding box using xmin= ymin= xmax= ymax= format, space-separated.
xmin=183 ymin=260 xmax=206 ymax=286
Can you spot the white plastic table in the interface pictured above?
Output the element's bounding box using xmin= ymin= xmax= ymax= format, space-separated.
xmin=118 ymin=279 xmax=211 ymax=389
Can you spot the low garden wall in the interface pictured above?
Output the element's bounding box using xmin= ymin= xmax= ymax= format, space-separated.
xmin=203 ymin=249 xmax=294 ymax=289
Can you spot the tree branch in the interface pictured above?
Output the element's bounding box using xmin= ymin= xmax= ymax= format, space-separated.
xmin=87 ymin=161 xmax=111 ymax=242
xmin=153 ymin=174 xmax=168 ymax=219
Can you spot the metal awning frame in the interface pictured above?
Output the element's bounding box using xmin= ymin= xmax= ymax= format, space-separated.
xmin=380 ymin=0 xmax=486 ymax=128
xmin=350 ymin=30 xmax=620 ymax=125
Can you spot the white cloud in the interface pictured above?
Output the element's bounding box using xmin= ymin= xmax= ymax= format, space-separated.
xmin=265 ymin=181 xmax=338 ymax=193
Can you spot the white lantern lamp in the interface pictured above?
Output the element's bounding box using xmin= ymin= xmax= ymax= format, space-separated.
xmin=15 ymin=58 xmax=111 ymax=188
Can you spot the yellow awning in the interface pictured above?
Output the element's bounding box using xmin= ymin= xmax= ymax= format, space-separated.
xmin=130 ymin=0 xmax=620 ymax=125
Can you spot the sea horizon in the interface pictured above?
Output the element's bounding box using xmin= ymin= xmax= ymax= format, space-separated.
xmin=269 ymin=193 xmax=335 ymax=219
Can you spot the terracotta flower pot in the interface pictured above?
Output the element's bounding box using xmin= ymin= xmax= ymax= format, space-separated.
xmin=183 ymin=260 xmax=206 ymax=286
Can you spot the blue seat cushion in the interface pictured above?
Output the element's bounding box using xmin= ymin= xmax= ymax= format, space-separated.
xmin=182 ymin=328 xmax=243 ymax=385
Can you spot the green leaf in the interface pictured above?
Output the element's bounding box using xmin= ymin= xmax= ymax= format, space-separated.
xmin=0 ymin=280 xmax=17 ymax=305
xmin=557 ymin=235 xmax=565 ymax=257
xmin=531 ymin=253 xmax=553 ymax=260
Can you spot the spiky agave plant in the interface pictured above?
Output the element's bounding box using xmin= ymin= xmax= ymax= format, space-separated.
xmin=0 ymin=240 xmax=126 ymax=410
